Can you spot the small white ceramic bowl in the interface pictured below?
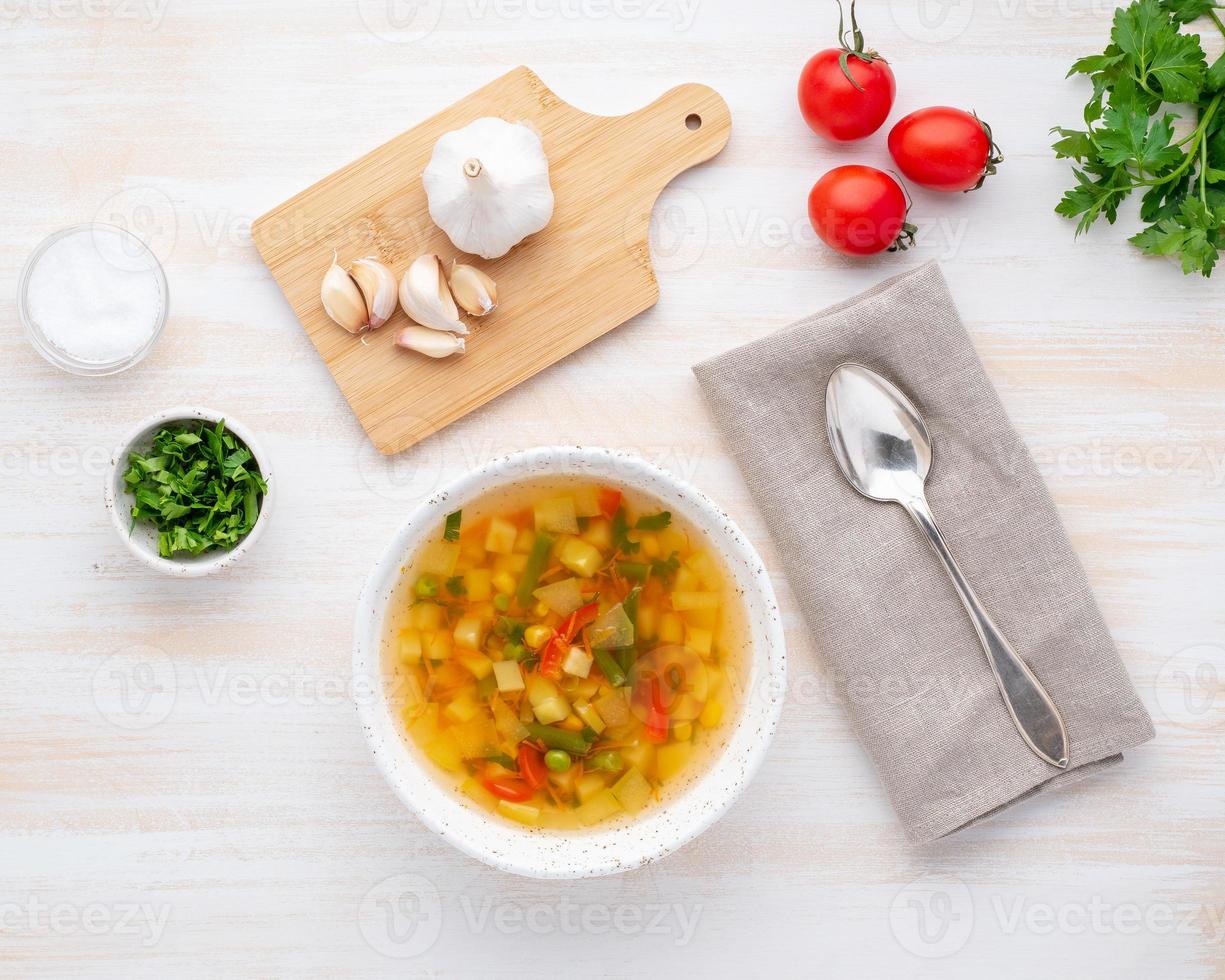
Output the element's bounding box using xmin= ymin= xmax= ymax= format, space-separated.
xmin=354 ymin=447 xmax=785 ymax=878
xmin=105 ymin=407 xmax=274 ymax=577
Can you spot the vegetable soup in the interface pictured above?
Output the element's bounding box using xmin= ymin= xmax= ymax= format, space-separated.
xmin=382 ymin=480 xmax=747 ymax=829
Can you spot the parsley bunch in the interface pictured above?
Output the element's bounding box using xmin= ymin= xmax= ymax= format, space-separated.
xmin=123 ymin=419 xmax=267 ymax=558
xmin=1053 ymin=0 xmax=1225 ymax=276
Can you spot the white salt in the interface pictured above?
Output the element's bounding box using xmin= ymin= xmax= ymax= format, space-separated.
xmin=26 ymin=226 xmax=164 ymax=365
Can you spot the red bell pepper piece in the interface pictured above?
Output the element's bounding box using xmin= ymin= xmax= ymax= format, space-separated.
xmin=517 ymin=745 xmax=547 ymax=789
xmin=640 ymin=676 xmax=670 ymax=742
xmin=597 ymin=487 xmax=622 ymax=519
xmin=537 ymin=601 xmax=599 ymax=679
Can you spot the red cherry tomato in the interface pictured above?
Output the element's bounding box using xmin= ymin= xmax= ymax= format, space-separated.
xmin=797 ymin=1 xmax=895 ymax=142
xmin=808 ymin=165 xmax=915 ymax=256
xmin=482 ymin=776 xmax=534 ymax=803
xmin=887 ymin=107 xmax=1003 ymax=193
xmin=517 ymin=745 xmax=547 ymax=789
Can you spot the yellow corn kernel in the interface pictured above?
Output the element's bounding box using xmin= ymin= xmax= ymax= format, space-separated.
xmin=464 ymin=568 xmax=492 ymax=602
xmin=699 ymin=699 xmax=724 ymax=728
xmin=524 ymin=624 xmax=553 ymax=650
xmin=533 ymin=601 xmax=550 ymax=618
xmin=492 ymin=570 xmax=517 ymax=596
xmin=485 ymin=517 xmax=517 ymax=555
xmin=659 ymin=612 xmax=684 ymax=645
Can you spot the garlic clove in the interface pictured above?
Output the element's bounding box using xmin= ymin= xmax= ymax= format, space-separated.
xmin=348 ymin=257 xmax=397 ymax=330
xmin=395 ymin=324 xmax=466 ymax=358
xmin=398 ymin=253 xmax=469 ymax=335
xmin=321 ymin=253 xmax=369 ymax=333
xmin=446 ymin=261 xmax=498 ymax=316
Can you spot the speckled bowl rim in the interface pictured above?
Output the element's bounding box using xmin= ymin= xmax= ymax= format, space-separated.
xmin=354 ymin=446 xmax=786 ymax=879
xmin=103 ymin=406 xmax=274 ymax=578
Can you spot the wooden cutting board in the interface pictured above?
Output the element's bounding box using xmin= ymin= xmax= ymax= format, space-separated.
xmin=252 ymin=66 xmax=731 ymax=455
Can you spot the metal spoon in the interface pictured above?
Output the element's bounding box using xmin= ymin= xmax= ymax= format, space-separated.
xmin=825 ymin=363 xmax=1069 ymax=769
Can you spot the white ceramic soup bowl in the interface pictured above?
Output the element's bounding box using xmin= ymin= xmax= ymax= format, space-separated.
xmin=354 ymin=447 xmax=785 ymax=878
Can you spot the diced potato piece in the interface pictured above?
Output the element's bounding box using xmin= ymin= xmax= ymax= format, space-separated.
xmin=409 ymin=602 xmax=443 ymax=631
xmin=674 ymin=566 xmax=699 ymax=592
xmin=699 ymin=699 xmax=724 ymax=728
xmin=526 ymin=675 xmax=561 ymax=707
xmin=682 ymin=606 xmax=719 ymax=630
xmin=671 ymin=721 xmax=693 ymax=742
xmin=452 ymin=615 xmax=486 ymax=650
xmin=408 ymin=704 xmax=440 ymax=744
xmin=464 ymin=568 xmax=492 ymax=602
xmin=686 ymin=550 xmax=724 ymax=590
xmin=659 ymin=612 xmax=684 ymax=645
xmin=658 ymin=526 xmax=688 ymax=556
xmin=581 ymin=517 xmax=612 ymax=549
xmin=455 ymin=650 xmax=493 ymax=680
xmin=426 ymin=631 xmax=453 ymax=662
xmin=451 ymin=717 xmax=497 ymax=758
xmin=491 ymin=696 xmax=529 ymax=743
xmin=572 ymin=485 xmax=601 ymax=517
xmin=636 ymin=603 xmax=658 ymax=642
xmin=513 ymin=527 xmax=535 ymax=553
xmin=497 ymin=800 xmax=541 ymax=826
xmin=622 ymin=741 xmax=656 ymax=776
xmin=424 ymin=731 xmax=462 ymax=772
xmin=672 ymin=591 xmax=719 ymax=612
xmin=533 ymin=577 xmax=584 ymax=615
xmin=492 ymin=570 xmax=517 ymax=597
xmin=559 ymin=538 xmax=602 ymax=578
xmin=593 ymin=688 xmax=630 ymax=728
xmin=576 ymin=772 xmax=608 ymax=804
xmin=573 ymin=699 xmax=605 ymax=733
xmin=611 ymin=767 xmax=652 ymax=812
xmin=533 ymin=696 xmax=570 ymax=725
xmin=398 ymin=630 xmax=423 ymax=664
xmin=492 ymin=553 xmax=527 ymax=575
xmin=444 ymin=691 xmax=480 ymax=724
xmin=656 ymin=741 xmax=692 ymax=782
xmin=419 ymin=540 xmax=461 ymax=577
xmin=461 ymin=777 xmax=498 ymax=809
xmin=638 ymin=532 xmax=660 ymax=558
xmin=562 ymin=645 xmax=593 ymax=679
xmin=534 ymin=496 xmax=579 ymax=534
xmin=685 ymin=626 xmax=713 ymax=657
xmin=432 ymin=661 xmax=467 ymax=687
xmin=576 ymin=788 xmax=623 ymax=826
xmin=492 ymin=660 xmax=524 ymax=693
xmin=485 ymin=517 xmax=517 ymax=555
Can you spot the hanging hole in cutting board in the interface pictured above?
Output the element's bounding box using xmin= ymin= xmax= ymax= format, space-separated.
xmin=685 ymin=113 xmax=702 ymax=131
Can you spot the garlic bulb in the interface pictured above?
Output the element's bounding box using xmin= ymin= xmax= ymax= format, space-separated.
xmin=422 ymin=117 xmax=554 ymax=260
xmin=321 ymin=254 xmax=368 ymax=333
xmin=447 ymin=261 xmax=497 ymax=316
xmin=349 ymin=257 xmax=397 ymax=330
xmin=396 ymin=324 xmax=465 ymax=358
xmin=398 ymin=254 xmax=468 ymax=335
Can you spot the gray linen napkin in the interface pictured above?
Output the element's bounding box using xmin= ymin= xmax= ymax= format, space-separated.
xmin=693 ymin=261 xmax=1154 ymax=843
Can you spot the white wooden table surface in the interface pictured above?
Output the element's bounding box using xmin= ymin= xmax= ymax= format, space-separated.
xmin=3 ymin=1 xmax=1223 ymax=976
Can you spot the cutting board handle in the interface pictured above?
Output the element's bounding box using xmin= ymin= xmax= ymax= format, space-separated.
xmin=616 ymin=82 xmax=731 ymax=218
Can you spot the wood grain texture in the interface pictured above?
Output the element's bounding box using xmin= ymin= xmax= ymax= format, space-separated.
xmin=253 ymin=66 xmax=730 ymax=454
xmin=1 ymin=1 xmax=1223 ymax=978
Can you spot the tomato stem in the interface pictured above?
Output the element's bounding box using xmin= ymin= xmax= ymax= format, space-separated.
xmin=969 ymin=112 xmax=1004 ymax=192
xmin=835 ymin=0 xmax=886 ymax=91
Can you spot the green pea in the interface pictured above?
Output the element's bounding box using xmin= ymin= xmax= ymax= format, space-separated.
xmin=493 ymin=593 xmax=511 ymax=612
xmin=586 ymin=750 xmax=623 ymax=772
xmin=414 ymin=574 xmax=439 ymax=598
xmin=544 ymin=749 xmax=572 ymax=773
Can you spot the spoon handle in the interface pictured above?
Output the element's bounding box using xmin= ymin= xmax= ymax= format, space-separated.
xmin=902 ymin=494 xmax=1070 ymax=769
